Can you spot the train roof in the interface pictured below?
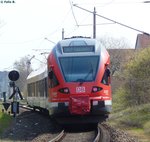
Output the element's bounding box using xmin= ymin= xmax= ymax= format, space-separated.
xmin=61 ymin=37 xmax=95 ymax=45
xmin=27 ymin=66 xmax=47 ymax=84
xmin=52 ymin=37 xmax=108 ymax=57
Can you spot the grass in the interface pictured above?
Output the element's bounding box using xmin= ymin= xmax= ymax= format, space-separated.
xmin=0 ymin=102 xmax=12 ymax=135
xmin=127 ymin=128 xmax=150 ymax=142
xmin=108 ymin=103 xmax=150 ymax=142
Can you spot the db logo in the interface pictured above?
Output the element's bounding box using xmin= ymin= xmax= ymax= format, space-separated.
xmin=76 ymin=86 xmax=85 ymax=93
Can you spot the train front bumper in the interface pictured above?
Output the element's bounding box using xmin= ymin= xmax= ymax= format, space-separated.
xmin=49 ymin=99 xmax=112 ymax=117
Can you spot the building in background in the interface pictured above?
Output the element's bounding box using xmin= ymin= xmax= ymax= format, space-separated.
xmin=0 ymin=71 xmax=9 ymax=100
xmin=135 ymin=34 xmax=150 ymax=49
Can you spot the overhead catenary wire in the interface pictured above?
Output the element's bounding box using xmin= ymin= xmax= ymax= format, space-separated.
xmin=69 ymin=0 xmax=79 ymax=27
xmin=80 ymin=1 xmax=144 ymax=6
xmin=44 ymin=38 xmax=56 ymax=44
xmin=65 ymin=8 xmax=92 ymax=37
xmin=33 ymin=57 xmax=46 ymax=64
xmin=78 ymin=22 xmax=115 ymax=26
xmin=73 ymin=4 xmax=150 ymax=36
xmin=44 ymin=6 xmax=76 ymax=40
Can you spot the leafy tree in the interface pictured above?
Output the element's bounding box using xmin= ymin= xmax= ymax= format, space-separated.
xmin=114 ymin=48 xmax=150 ymax=108
xmin=125 ymin=48 xmax=150 ymax=105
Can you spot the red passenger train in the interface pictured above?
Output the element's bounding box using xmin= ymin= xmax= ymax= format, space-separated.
xmin=27 ymin=37 xmax=112 ymax=122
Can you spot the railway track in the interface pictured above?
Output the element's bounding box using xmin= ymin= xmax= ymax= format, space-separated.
xmin=49 ymin=130 xmax=65 ymax=142
xmin=1 ymin=105 xmax=138 ymax=142
xmin=48 ymin=124 xmax=110 ymax=142
xmin=20 ymin=105 xmax=111 ymax=142
xmin=98 ymin=124 xmax=110 ymax=142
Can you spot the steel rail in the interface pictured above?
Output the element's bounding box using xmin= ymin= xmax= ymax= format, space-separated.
xmin=49 ymin=130 xmax=65 ymax=142
xmin=19 ymin=105 xmax=34 ymax=111
xmin=93 ymin=127 xmax=100 ymax=142
xmin=98 ymin=124 xmax=111 ymax=142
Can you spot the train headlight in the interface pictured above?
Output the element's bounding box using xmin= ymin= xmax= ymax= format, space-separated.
xmin=58 ymin=87 xmax=70 ymax=94
xmin=92 ymin=86 xmax=103 ymax=93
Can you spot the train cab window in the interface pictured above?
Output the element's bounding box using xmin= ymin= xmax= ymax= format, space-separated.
xmin=48 ymin=70 xmax=59 ymax=88
xmin=59 ymin=56 xmax=99 ymax=82
xmin=101 ymin=68 xmax=110 ymax=85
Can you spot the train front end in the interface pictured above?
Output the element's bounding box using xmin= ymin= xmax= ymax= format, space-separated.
xmin=47 ymin=37 xmax=112 ymax=120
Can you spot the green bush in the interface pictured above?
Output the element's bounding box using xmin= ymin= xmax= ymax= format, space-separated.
xmin=124 ymin=48 xmax=150 ymax=106
xmin=111 ymin=103 xmax=150 ymax=130
xmin=144 ymin=121 xmax=150 ymax=135
xmin=0 ymin=112 xmax=12 ymax=135
xmin=112 ymin=87 xmax=129 ymax=112
xmin=110 ymin=48 xmax=150 ymax=138
xmin=126 ymin=48 xmax=150 ymax=78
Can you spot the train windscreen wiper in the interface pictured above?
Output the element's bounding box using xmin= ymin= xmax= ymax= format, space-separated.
xmin=77 ymin=68 xmax=94 ymax=85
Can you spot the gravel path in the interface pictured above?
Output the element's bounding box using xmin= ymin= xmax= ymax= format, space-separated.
xmin=1 ymin=109 xmax=61 ymax=142
xmin=101 ymin=123 xmax=139 ymax=142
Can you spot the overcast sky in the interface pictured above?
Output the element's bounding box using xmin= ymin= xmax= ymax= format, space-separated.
xmin=0 ymin=0 xmax=150 ymax=71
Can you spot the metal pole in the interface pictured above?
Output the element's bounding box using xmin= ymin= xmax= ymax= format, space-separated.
xmin=3 ymin=92 xmax=6 ymax=102
xmin=27 ymin=55 xmax=35 ymax=75
xmin=62 ymin=28 xmax=64 ymax=40
xmin=93 ymin=7 xmax=96 ymax=39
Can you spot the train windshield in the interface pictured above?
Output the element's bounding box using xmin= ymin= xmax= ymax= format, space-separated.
xmin=59 ymin=56 xmax=99 ymax=82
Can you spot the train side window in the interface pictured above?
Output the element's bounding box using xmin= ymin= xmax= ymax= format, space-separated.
xmin=27 ymin=84 xmax=32 ymax=97
xmin=28 ymin=83 xmax=35 ymax=97
xmin=42 ymin=79 xmax=45 ymax=97
xmin=34 ymin=82 xmax=37 ymax=96
xmin=48 ymin=70 xmax=59 ymax=88
xmin=31 ymin=83 xmax=34 ymax=96
xmin=41 ymin=79 xmax=44 ymax=97
xmin=44 ymin=78 xmax=48 ymax=97
xmin=36 ymin=81 xmax=39 ymax=97
xmin=101 ymin=68 xmax=110 ymax=85
xmin=33 ymin=83 xmax=35 ymax=96
xmin=39 ymin=80 xmax=43 ymax=97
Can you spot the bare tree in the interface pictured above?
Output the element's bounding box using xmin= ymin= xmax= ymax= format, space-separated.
xmin=98 ymin=36 xmax=133 ymax=76
xmin=13 ymin=56 xmax=33 ymax=97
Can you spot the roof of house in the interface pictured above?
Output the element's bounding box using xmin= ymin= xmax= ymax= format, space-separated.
xmin=135 ymin=34 xmax=150 ymax=49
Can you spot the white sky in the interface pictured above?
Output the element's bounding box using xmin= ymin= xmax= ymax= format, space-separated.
xmin=0 ymin=0 xmax=150 ymax=71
